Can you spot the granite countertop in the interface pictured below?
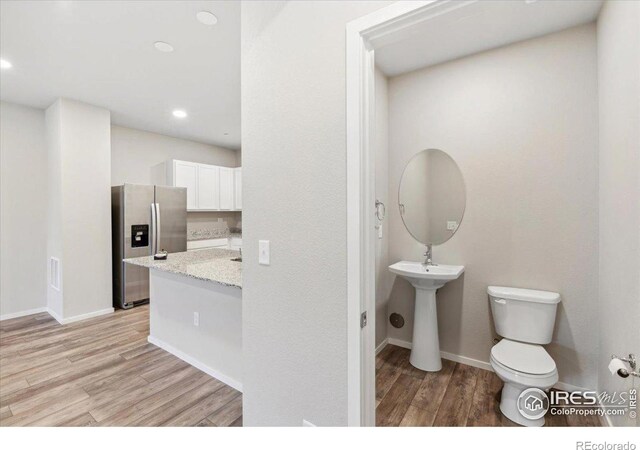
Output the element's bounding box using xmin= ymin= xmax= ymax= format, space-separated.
xmin=124 ymin=248 xmax=242 ymax=289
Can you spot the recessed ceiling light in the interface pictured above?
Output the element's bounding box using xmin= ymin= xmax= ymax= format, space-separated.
xmin=0 ymin=59 xmax=13 ymax=69
xmin=172 ymin=109 xmax=187 ymax=119
xmin=196 ymin=11 xmax=218 ymax=26
xmin=154 ymin=41 xmax=174 ymax=53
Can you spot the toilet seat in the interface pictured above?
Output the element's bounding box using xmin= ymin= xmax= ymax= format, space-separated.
xmin=491 ymin=339 xmax=556 ymax=375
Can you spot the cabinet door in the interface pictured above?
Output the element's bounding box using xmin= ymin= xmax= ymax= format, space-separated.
xmin=197 ymin=164 xmax=219 ymax=210
xmin=234 ymin=168 xmax=242 ymax=210
xmin=219 ymin=167 xmax=234 ymax=210
xmin=173 ymin=161 xmax=198 ymax=210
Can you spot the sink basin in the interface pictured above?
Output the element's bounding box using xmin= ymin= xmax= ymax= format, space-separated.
xmin=389 ymin=261 xmax=464 ymax=289
xmin=389 ymin=260 xmax=464 ymax=372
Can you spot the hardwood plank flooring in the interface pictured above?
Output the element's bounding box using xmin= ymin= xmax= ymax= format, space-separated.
xmin=0 ymin=305 xmax=242 ymax=427
xmin=376 ymin=344 xmax=600 ymax=427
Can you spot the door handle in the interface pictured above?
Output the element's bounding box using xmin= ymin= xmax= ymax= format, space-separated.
xmin=375 ymin=200 xmax=386 ymax=221
xmin=150 ymin=203 xmax=157 ymax=255
xmin=155 ymin=203 xmax=161 ymax=252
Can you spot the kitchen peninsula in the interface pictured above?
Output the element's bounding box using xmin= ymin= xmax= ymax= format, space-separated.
xmin=125 ymin=248 xmax=242 ymax=391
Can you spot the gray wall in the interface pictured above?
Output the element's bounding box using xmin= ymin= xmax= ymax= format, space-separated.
xmin=241 ymin=0 xmax=390 ymax=426
xmin=374 ymin=68 xmax=391 ymax=347
xmin=597 ymin=0 xmax=640 ymax=427
xmin=0 ymin=102 xmax=48 ymax=317
xmin=386 ymin=24 xmax=599 ymax=390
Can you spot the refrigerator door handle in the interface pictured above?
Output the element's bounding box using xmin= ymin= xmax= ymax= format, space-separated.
xmin=150 ymin=202 xmax=157 ymax=256
xmin=155 ymin=203 xmax=161 ymax=252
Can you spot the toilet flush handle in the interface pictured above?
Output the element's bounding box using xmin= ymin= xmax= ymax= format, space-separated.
xmin=494 ymin=298 xmax=507 ymax=304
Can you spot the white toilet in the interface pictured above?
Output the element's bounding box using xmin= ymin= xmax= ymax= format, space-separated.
xmin=488 ymin=286 xmax=561 ymax=427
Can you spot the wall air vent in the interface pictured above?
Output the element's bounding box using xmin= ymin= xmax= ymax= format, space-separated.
xmin=50 ymin=257 xmax=61 ymax=291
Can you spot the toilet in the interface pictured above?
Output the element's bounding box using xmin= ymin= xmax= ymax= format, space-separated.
xmin=488 ymin=286 xmax=561 ymax=427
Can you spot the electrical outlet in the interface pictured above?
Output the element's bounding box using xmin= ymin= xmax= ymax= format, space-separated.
xmin=193 ymin=312 xmax=199 ymax=327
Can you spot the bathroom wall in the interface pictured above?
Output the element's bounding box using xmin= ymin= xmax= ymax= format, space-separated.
xmin=241 ymin=0 xmax=391 ymax=426
xmin=0 ymin=102 xmax=48 ymax=318
xmin=374 ymin=68 xmax=391 ymax=347
xmin=386 ymin=24 xmax=599 ymax=390
xmin=596 ymin=0 xmax=639 ymax=427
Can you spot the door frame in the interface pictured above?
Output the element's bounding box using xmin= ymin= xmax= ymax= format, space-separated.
xmin=345 ymin=0 xmax=478 ymax=426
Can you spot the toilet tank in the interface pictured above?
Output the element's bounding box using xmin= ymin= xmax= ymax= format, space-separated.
xmin=488 ymin=286 xmax=561 ymax=344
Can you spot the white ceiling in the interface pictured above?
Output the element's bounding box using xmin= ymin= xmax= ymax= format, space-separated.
xmin=0 ymin=0 xmax=240 ymax=149
xmin=375 ymin=0 xmax=604 ymax=77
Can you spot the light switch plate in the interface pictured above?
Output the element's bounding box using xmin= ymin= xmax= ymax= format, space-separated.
xmin=259 ymin=240 xmax=270 ymax=265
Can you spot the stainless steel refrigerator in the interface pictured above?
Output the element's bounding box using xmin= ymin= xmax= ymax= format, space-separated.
xmin=111 ymin=184 xmax=187 ymax=309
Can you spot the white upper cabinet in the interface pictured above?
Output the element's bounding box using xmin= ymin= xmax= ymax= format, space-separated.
xmin=219 ymin=167 xmax=234 ymax=210
xmin=173 ymin=161 xmax=198 ymax=210
xmin=197 ymin=164 xmax=220 ymax=210
xmin=234 ymin=168 xmax=242 ymax=210
xmin=153 ymin=159 xmax=241 ymax=212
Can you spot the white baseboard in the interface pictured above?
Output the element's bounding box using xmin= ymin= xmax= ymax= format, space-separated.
xmin=389 ymin=337 xmax=493 ymax=372
xmin=387 ymin=337 xmax=412 ymax=350
xmin=375 ymin=338 xmax=389 ymax=355
xmin=0 ymin=306 xmax=49 ymax=322
xmin=1 ymin=306 xmax=114 ymax=326
xmin=381 ymin=338 xmax=594 ymax=392
xmin=553 ymin=381 xmax=592 ymax=393
xmin=46 ymin=307 xmax=63 ymax=324
xmin=148 ymin=335 xmax=243 ymax=393
xmin=440 ymin=350 xmax=494 ymax=372
xmin=54 ymin=307 xmax=114 ymax=325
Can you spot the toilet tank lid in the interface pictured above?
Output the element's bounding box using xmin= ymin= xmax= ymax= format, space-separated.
xmin=487 ymin=286 xmax=560 ymax=304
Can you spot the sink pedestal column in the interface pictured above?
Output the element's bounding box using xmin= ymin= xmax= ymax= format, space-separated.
xmin=410 ymin=285 xmax=444 ymax=372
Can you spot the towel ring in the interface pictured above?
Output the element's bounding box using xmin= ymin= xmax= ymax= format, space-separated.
xmin=375 ymin=200 xmax=386 ymax=221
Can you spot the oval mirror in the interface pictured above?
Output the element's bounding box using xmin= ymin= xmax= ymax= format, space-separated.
xmin=398 ymin=149 xmax=466 ymax=246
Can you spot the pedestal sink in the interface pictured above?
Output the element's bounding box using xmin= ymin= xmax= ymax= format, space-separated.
xmin=388 ymin=261 xmax=464 ymax=372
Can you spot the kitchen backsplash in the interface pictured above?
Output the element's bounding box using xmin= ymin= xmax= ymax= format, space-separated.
xmin=186 ymin=211 xmax=241 ymax=241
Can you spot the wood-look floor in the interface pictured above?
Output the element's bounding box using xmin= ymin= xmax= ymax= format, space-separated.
xmin=376 ymin=344 xmax=600 ymax=427
xmin=0 ymin=305 xmax=242 ymax=427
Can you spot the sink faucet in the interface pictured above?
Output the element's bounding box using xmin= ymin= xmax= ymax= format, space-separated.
xmin=423 ymin=244 xmax=437 ymax=266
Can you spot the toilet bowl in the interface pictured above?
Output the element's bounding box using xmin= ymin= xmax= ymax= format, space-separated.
xmin=488 ymin=286 xmax=561 ymax=427
xmin=490 ymin=339 xmax=558 ymax=427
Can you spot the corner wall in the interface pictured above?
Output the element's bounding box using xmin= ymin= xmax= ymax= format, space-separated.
xmin=240 ymin=0 xmax=391 ymax=426
xmin=46 ymin=98 xmax=113 ymax=321
xmin=596 ymin=0 xmax=640 ymax=427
